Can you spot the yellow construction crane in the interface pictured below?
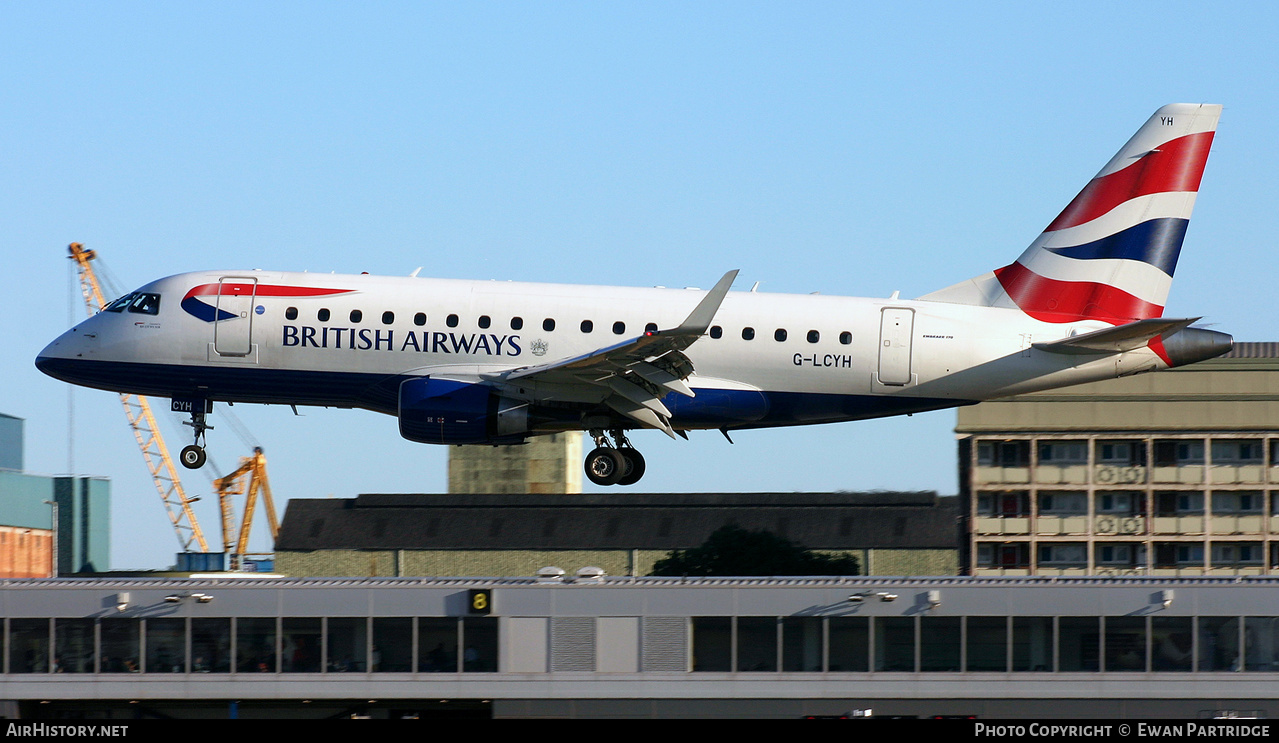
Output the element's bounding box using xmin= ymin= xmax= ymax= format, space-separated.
xmin=212 ymin=447 xmax=279 ymax=570
xmin=68 ymin=243 xmax=210 ymax=553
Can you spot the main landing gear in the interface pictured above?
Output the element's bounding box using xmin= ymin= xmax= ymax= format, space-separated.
xmin=179 ymin=406 xmax=213 ymax=470
xmin=584 ymin=429 xmax=646 ymax=487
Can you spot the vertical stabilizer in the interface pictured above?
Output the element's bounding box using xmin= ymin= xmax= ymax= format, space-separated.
xmin=921 ymin=104 xmax=1221 ymax=324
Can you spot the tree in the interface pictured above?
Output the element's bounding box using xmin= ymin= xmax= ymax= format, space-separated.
xmin=649 ymin=524 xmax=859 ymax=577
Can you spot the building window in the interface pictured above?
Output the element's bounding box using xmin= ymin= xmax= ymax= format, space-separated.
xmin=1038 ymin=543 xmax=1087 ymax=566
xmin=1155 ymin=440 xmax=1204 ymax=466
xmin=691 ymin=617 xmax=732 ymax=672
xmin=418 ymin=618 xmax=458 ymax=672
xmin=1039 ymin=491 xmax=1086 ymax=515
xmin=782 ymin=617 xmax=824 ymax=672
xmin=1214 ymin=491 xmax=1263 ymax=514
xmin=737 ymin=617 xmax=777 ymax=672
xmin=1213 ymin=440 xmax=1264 ymax=464
xmin=1097 ymin=440 xmax=1144 ymax=466
xmin=1039 ymin=441 xmax=1087 ymax=464
xmin=1097 ymin=491 xmax=1137 ymax=514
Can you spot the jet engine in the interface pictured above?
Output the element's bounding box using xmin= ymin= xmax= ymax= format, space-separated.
xmin=398 ymin=378 xmax=531 ymax=445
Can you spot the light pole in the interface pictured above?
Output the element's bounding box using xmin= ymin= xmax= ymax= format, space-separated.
xmin=43 ymin=500 xmax=57 ymax=579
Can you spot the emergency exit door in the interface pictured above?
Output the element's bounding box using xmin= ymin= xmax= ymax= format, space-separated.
xmin=877 ymin=307 xmax=914 ymax=386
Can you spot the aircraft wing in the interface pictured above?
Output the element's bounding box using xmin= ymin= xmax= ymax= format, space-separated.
xmin=1033 ymin=318 xmax=1200 ymax=355
xmin=482 ymin=270 xmax=739 ymax=437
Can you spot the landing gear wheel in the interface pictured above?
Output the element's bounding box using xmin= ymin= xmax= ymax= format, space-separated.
xmin=180 ymin=445 xmax=207 ymax=470
xmin=616 ymin=448 xmax=646 ymax=486
xmin=584 ymin=447 xmax=627 ymax=486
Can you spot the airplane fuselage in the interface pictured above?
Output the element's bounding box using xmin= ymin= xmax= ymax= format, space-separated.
xmin=38 ymin=269 xmax=1176 ymax=432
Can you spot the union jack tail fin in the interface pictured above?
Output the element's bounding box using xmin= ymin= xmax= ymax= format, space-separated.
xmin=921 ymin=104 xmax=1221 ymax=324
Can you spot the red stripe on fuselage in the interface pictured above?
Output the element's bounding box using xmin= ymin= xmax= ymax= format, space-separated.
xmin=1044 ymin=131 xmax=1214 ymax=232
xmin=994 ymin=262 xmax=1163 ymax=323
xmin=183 ymin=283 xmax=355 ymax=300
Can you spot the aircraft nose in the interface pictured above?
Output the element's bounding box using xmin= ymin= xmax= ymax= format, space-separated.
xmin=35 ymin=327 xmax=93 ymax=383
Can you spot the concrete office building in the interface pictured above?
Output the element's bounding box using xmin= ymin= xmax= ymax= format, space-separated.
xmin=447 ymin=432 xmax=583 ymax=494
xmin=0 ymin=414 xmax=110 ymax=577
xmin=958 ymin=342 xmax=1279 ymax=577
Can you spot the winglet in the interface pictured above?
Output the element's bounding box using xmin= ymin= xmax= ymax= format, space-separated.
xmin=670 ymin=269 xmax=738 ymax=335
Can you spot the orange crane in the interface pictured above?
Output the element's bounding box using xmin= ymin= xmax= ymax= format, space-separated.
xmin=68 ymin=243 xmax=210 ymax=553
xmin=212 ymin=447 xmax=279 ymax=570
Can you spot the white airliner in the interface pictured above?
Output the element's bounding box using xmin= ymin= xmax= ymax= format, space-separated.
xmin=37 ymin=104 xmax=1232 ymax=486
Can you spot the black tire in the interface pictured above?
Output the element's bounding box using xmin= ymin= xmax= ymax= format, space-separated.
xmin=180 ymin=445 xmax=207 ymax=470
xmin=616 ymin=448 xmax=646 ymax=486
xmin=584 ymin=447 xmax=626 ymax=486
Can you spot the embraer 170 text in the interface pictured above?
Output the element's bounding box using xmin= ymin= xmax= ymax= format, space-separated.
xmin=37 ymin=104 xmax=1233 ymax=486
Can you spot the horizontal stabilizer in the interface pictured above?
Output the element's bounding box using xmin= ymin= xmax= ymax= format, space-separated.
xmin=1033 ymin=318 xmax=1199 ymax=355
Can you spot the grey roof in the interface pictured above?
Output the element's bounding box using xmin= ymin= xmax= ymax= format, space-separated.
xmin=276 ymin=491 xmax=958 ymax=552
xmin=1224 ymin=342 xmax=1279 ymax=359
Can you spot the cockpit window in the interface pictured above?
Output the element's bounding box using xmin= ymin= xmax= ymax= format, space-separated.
xmin=128 ymin=293 xmax=161 ymax=315
xmin=103 ymin=293 xmax=135 ymax=313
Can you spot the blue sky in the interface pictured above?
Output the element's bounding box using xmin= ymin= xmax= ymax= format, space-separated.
xmin=3 ymin=3 xmax=1274 ymax=568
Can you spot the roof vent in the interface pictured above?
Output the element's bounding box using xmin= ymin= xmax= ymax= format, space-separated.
xmin=575 ymin=566 xmax=606 ymax=583
xmin=535 ymin=566 xmax=566 ymax=583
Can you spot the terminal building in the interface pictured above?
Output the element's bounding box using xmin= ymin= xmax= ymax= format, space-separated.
xmin=0 ymin=575 xmax=1276 ymax=719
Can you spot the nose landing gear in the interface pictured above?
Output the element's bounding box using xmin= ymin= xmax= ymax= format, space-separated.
xmin=584 ymin=429 xmax=646 ymax=487
xmin=179 ymin=406 xmax=213 ymax=470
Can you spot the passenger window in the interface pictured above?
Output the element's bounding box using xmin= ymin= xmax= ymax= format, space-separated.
xmin=128 ymin=294 xmax=161 ymax=315
xmin=414 ymin=313 xmax=427 ymax=326
xmin=447 ymin=314 xmax=459 ymax=328
xmin=543 ymin=318 xmax=555 ymax=332
xmin=709 ymin=326 xmax=722 ymax=339
xmin=285 ymin=307 xmax=298 ymax=321
xmin=645 ymin=323 xmax=658 ymax=334
xmin=774 ymin=329 xmax=787 ymax=342
xmin=318 ymin=308 xmax=330 ymax=322
xmin=839 ymin=331 xmax=852 ymax=345
xmin=612 ymin=321 xmax=625 ymax=335
xmin=511 ymin=317 xmax=524 ymax=330
xmin=350 ymin=309 xmax=362 ymax=324
xmin=580 ymin=320 xmax=593 ymax=333
xmin=478 ymin=315 xmax=491 ymax=329
xmin=742 ymin=327 xmax=755 ymax=341
xmin=807 ymin=330 xmax=819 ymax=343
xmin=382 ymin=311 xmax=394 ymax=325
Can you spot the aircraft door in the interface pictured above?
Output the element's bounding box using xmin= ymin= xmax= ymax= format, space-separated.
xmin=877 ymin=307 xmax=914 ymax=385
xmin=213 ymin=277 xmax=258 ymax=357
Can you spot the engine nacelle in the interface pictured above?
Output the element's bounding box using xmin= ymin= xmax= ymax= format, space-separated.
xmin=398 ymin=378 xmax=530 ymax=445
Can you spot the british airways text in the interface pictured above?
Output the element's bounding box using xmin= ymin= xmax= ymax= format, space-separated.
xmin=282 ymin=326 xmax=522 ymax=356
